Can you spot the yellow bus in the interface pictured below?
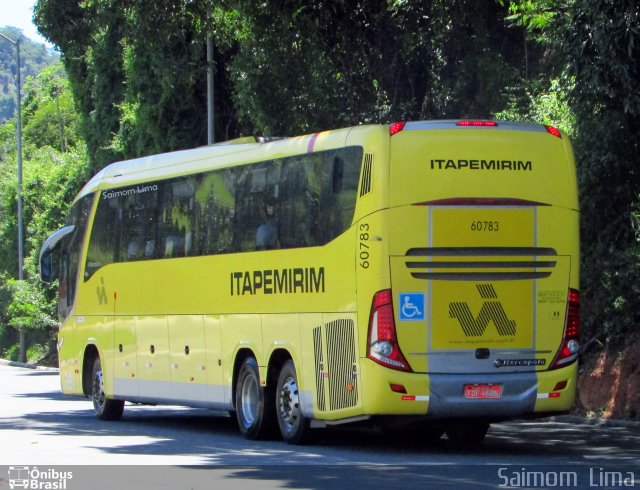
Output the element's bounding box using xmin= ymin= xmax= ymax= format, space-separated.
xmin=40 ymin=120 xmax=580 ymax=444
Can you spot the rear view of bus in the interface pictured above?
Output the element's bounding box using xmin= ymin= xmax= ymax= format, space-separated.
xmin=367 ymin=120 xmax=579 ymax=442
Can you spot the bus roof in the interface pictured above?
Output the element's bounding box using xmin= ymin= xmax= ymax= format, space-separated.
xmin=75 ymin=138 xmax=266 ymax=202
xmin=74 ymin=120 xmax=564 ymax=203
xmin=73 ymin=124 xmax=365 ymax=203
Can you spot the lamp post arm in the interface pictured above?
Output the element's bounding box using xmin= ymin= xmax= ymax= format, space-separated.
xmin=0 ymin=32 xmax=17 ymax=45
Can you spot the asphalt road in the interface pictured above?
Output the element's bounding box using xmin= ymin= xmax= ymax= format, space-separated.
xmin=1 ymin=363 xmax=639 ymax=489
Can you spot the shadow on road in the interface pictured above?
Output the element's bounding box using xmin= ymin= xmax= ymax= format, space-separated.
xmin=5 ymin=367 xmax=640 ymax=489
xmin=4 ymin=396 xmax=640 ymax=467
xmin=4 ymin=367 xmax=640 ymax=474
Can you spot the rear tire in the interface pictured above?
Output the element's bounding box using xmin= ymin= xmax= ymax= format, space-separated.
xmin=91 ymin=356 xmax=124 ymax=421
xmin=276 ymin=360 xmax=315 ymax=444
xmin=235 ymin=357 xmax=277 ymax=440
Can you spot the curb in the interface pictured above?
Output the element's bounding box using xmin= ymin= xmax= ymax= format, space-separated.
xmin=0 ymin=358 xmax=59 ymax=372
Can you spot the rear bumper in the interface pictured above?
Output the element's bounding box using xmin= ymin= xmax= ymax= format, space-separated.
xmin=360 ymin=359 xmax=577 ymax=419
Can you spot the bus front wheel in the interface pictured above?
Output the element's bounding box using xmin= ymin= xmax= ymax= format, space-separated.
xmin=91 ymin=356 xmax=124 ymax=421
xmin=276 ymin=360 xmax=315 ymax=444
xmin=235 ymin=357 xmax=276 ymax=440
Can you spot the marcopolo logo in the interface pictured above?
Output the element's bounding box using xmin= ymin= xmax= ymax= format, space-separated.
xmin=449 ymin=284 xmax=516 ymax=337
xmin=8 ymin=466 xmax=73 ymax=490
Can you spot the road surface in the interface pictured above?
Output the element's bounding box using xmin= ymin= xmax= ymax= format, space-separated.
xmin=1 ymin=363 xmax=639 ymax=489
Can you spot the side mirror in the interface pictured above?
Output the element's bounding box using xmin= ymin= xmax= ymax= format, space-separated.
xmin=39 ymin=225 xmax=75 ymax=283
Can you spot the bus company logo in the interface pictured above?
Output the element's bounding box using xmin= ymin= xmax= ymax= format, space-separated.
xmin=429 ymin=158 xmax=533 ymax=171
xmin=8 ymin=466 xmax=73 ymax=489
xmin=230 ymin=267 xmax=325 ymax=296
xmin=449 ymin=284 xmax=516 ymax=337
xmin=96 ymin=277 xmax=108 ymax=305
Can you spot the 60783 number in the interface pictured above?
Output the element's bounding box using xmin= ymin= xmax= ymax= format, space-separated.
xmin=470 ymin=220 xmax=499 ymax=232
xmin=359 ymin=223 xmax=370 ymax=269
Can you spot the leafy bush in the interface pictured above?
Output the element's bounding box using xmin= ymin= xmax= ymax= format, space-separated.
xmin=27 ymin=343 xmax=48 ymax=364
xmin=4 ymin=343 xmax=20 ymax=362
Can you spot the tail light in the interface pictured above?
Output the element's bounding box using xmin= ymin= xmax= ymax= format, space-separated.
xmin=456 ymin=120 xmax=498 ymax=127
xmin=545 ymin=125 xmax=562 ymax=138
xmin=550 ymin=289 xmax=580 ymax=369
xmin=389 ymin=122 xmax=406 ymax=136
xmin=367 ymin=290 xmax=412 ymax=372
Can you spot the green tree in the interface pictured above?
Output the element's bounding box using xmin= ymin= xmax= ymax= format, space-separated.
xmin=113 ymin=0 xmax=210 ymax=157
xmin=229 ymin=0 xmax=526 ymax=135
xmin=34 ymin=0 xmax=225 ymax=171
xmin=34 ymin=0 xmax=127 ymax=169
xmin=0 ymin=62 xmax=88 ymax=363
xmin=566 ymin=0 xmax=640 ymax=344
xmin=499 ymin=0 xmax=640 ymax=344
xmin=34 ymin=1 xmax=534 ymax=166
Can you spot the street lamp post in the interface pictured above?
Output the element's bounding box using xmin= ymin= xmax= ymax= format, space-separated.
xmin=206 ymin=34 xmax=215 ymax=145
xmin=0 ymin=32 xmax=26 ymax=364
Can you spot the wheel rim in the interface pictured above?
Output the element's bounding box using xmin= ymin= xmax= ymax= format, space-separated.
xmin=240 ymin=373 xmax=259 ymax=427
xmin=278 ymin=375 xmax=300 ymax=431
xmin=92 ymin=367 xmax=106 ymax=410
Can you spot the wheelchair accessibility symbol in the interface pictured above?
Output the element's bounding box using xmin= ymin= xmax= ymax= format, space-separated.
xmin=399 ymin=293 xmax=426 ymax=321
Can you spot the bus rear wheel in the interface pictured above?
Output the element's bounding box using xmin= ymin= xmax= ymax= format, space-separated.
xmin=276 ymin=360 xmax=315 ymax=444
xmin=91 ymin=356 xmax=124 ymax=421
xmin=235 ymin=357 xmax=276 ymax=440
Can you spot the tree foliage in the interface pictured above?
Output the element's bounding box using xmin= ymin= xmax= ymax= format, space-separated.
xmin=34 ymin=0 xmax=530 ymax=168
xmin=566 ymin=0 xmax=640 ymax=343
xmin=34 ymin=0 xmax=221 ymax=170
xmin=0 ymin=61 xmax=88 ymax=362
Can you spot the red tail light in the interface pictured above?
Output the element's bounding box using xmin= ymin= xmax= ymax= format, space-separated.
xmin=550 ymin=289 xmax=580 ymax=369
xmin=367 ymin=290 xmax=412 ymax=372
xmin=545 ymin=125 xmax=562 ymax=138
xmin=456 ymin=120 xmax=498 ymax=127
xmin=389 ymin=122 xmax=406 ymax=136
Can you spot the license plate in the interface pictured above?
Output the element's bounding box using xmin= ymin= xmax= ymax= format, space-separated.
xmin=464 ymin=384 xmax=502 ymax=399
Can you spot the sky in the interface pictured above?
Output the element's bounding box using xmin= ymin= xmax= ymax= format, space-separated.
xmin=0 ymin=0 xmax=53 ymax=47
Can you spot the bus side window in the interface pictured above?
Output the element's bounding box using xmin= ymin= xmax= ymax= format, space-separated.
xmin=322 ymin=147 xmax=361 ymax=243
xmin=193 ymin=170 xmax=235 ymax=256
xmin=233 ymin=165 xmax=270 ymax=252
xmin=277 ymin=148 xmax=362 ymax=249
xmin=85 ymin=194 xmax=121 ymax=280
xmin=157 ymin=177 xmax=195 ymax=258
xmin=120 ymin=189 xmax=159 ymax=260
xmin=278 ymin=157 xmax=316 ymax=248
